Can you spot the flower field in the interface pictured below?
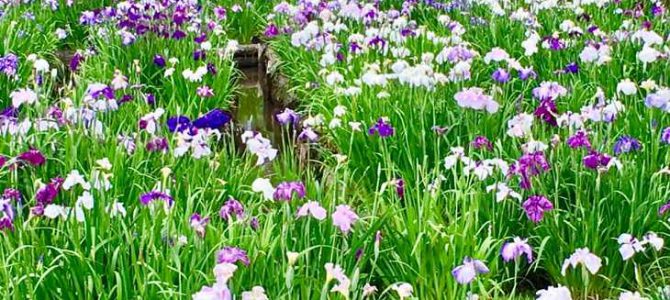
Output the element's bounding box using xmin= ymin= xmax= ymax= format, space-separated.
xmin=1 ymin=0 xmax=670 ymax=299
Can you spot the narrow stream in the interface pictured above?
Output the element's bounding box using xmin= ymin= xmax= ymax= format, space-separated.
xmin=233 ymin=45 xmax=284 ymax=146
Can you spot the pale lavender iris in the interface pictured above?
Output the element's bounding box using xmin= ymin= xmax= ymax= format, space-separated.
xmin=451 ymin=257 xmax=489 ymax=284
xmin=501 ymin=237 xmax=533 ymax=262
xmin=276 ymin=108 xmax=300 ymax=125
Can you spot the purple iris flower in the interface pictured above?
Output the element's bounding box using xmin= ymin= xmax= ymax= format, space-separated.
xmin=249 ymin=217 xmax=259 ymax=231
xmin=501 ymin=237 xmax=533 ymax=262
xmin=471 ymin=135 xmax=493 ymax=151
xmin=492 ymin=68 xmax=510 ymax=83
xmin=534 ymin=98 xmax=558 ymax=126
xmin=659 ymin=199 xmax=670 ymax=215
xmin=193 ymin=109 xmax=232 ymax=129
xmin=146 ymin=137 xmax=169 ymax=153
xmin=139 ymin=190 xmax=174 ymax=207
xmin=146 ymin=93 xmax=156 ymax=106
xmin=193 ymin=50 xmax=206 ymax=61
xmin=172 ymin=30 xmax=186 ymax=40
xmin=217 ymin=246 xmax=250 ymax=266
xmin=509 ymin=152 xmax=550 ymax=189
xmin=452 ymin=257 xmax=489 ymax=284
xmin=219 ymin=198 xmax=245 ymax=221
xmin=518 ymin=68 xmax=537 ymax=81
xmin=613 ymin=135 xmax=641 ymax=155
xmin=298 ymin=128 xmax=319 ymax=142
xmin=1 ymin=106 xmax=19 ymax=118
xmin=167 ymin=116 xmax=191 ymax=133
xmin=18 ymin=148 xmax=46 ymax=166
xmin=662 ymin=127 xmax=670 ymax=144
xmin=563 ymin=62 xmax=579 ymax=74
xmin=276 ymin=108 xmax=300 ymax=125
xmin=35 ymin=177 xmax=63 ymax=209
xmin=273 ymin=181 xmax=306 ymax=201
xmin=207 ymin=63 xmax=217 ymax=75
xmin=394 ymin=178 xmax=404 ymax=199
xmin=0 ymin=53 xmax=18 ymax=76
xmin=265 ymin=24 xmax=279 ymax=38
xmin=368 ymin=118 xmax=394 ymax=138
xmin=522 ymin=195 xmax=553 ymax=223
xmin=583 ymin=151 xmax=612 ymax=169
xmin=153 ymin=55 xmax=166 ymax=68
xmin=566 ymin=130 xmax=591 ymax=149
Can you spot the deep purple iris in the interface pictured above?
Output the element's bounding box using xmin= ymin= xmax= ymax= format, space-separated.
xmin=534 ymin=98 xmax=558 ymax=126
xmin=0 ymin=106 xmax=18 ymax=118
xmin=153 ymin=55 xmax=166 ymax=68
xmin=139 ymin=190 xmax=174 ymax=207
xmin=167 ymin=116 xmax=191 ymax=133
xmin=265 ymin=24 xmax=279 ymax=38
xmin=18 ymin=148 xmax=46 ymax=166
xmin=582 ymin=151 xmax=612 ymax=169
xmin=193 ymin=109 xmax=232 ymax=129
xmin=35 ymin=177 xmax=63 ymax=208
xmin=368 ymin=118 xmax=394 ymax=138
xmin=563 ymin=62 xmax=579 ymax=74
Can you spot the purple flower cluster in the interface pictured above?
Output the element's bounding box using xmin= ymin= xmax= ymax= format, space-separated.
xmin=18 ymin=148 xmax=46 ymax=166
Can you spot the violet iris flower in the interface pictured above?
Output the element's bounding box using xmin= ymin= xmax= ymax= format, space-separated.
xmin=217 ymin=246 xmax=250 ymax=266
xmin=368 ymin=118 xmax=394 ymax=137
xmin=273 ymin=181 xmax=306 ymax=201
xmin=522 ymin=195 xmax=553 ymax=223
xmin=613 ymin=135 xmax=641 ymax=155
